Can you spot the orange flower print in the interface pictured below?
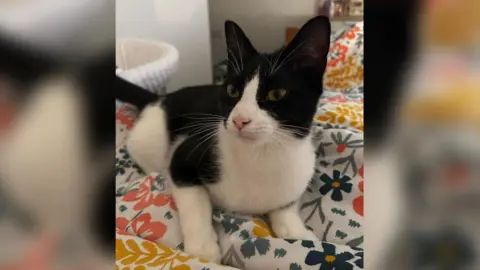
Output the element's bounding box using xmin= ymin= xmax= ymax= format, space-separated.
xmin=115 ymin=105 xmax=137 ymax=130
xmin=353 ymin=165 xmax=364 ymax=217
xmin=131 ymin=213 xmax=167 ymax=242
xmin=327 ymin=43 xmax=348 ymax=67
xmin=327 ymin=95 xmax=348 ymax=103
xmin=324 ymin=55 xmax=364 ymax=91
xmin=123 ymin=175 xmax=157 ymax=211
xmin=342 ymin=26 xmax=360 ymax=40
xmin=252 ymin=219 xmax=275 ymax=238
xmin=123 ymin=176 xmax=178 ymax=211
xmin=116 ymin=217 xmax=133 ymax=236
xmin=154 ymin=194 xmax=178 ymax=211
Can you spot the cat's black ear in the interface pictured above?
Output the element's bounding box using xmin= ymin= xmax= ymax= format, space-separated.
xmin=224 ymin=21 xmax=257 ymax=72
xmin=284 ymin=16 xmax=331 ymax=74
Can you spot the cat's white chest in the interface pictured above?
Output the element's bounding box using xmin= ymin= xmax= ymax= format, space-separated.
xmin=207 ymin=133 xmax=315 ymax=214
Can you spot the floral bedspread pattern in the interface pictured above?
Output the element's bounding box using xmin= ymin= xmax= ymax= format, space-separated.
xmin=116 ymin=22 xmax=363 ymax=270
xmin=325 ymin=22 xmax=363 ymax=93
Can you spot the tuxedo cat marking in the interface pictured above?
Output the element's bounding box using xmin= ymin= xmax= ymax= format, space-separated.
xmin=123 ymin=16 xmax=331 ymax=262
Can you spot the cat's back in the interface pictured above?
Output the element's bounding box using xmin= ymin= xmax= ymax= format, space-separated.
xmin=162 ymin=84 xmax=223 ymax=117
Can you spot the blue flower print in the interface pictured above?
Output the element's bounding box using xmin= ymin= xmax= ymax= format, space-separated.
xmin=116 ymin=158 xmax=132 ymax=175
xmin=305 ymin=242 xmax=354 ymax=270
xmin=351 ymin=247 xmax=363 ymax=268
xmin=319 ymin=170 xmax=352 ymax=201
xmin=119 ymin=147 xmax=130 ymax=159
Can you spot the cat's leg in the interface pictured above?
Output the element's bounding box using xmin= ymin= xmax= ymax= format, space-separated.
xmin=127 ymin=104 xmax=170 ymax=174
xmin=269 ymin=201 xmax=318 ymax=241
xmin=168 ymin=136 xmax=221 ymax=262
xmin=170 ymin=181 xmax=221 ymax=262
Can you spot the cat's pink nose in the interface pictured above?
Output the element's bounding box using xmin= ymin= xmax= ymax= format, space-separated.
xmin=232 ymin=116 xmax=251 ymax=130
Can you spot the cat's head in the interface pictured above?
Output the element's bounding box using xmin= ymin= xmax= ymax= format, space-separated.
xmin=220 ymin=16 xmax=330 ymax=144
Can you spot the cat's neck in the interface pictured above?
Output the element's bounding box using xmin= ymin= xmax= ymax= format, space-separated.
xmin=217 ymin=127 xmax=311 ymax=158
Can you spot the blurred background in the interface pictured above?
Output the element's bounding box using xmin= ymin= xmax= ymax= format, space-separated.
xmin=116 ymin=0 xmax=362 ymax=93
xmin=366 ymin=0 xmax=480 ymax=269
xmin=0 ymin=0 xmax=115 ymax=269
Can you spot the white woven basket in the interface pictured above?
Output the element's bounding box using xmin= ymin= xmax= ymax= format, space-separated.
xmin=116 ymin=38 xmax=179 ymax=96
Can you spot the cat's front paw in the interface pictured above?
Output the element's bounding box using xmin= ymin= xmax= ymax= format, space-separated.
xmin=271 ymin=220 xmax=318 ymax=241
xmin=184 ymin=236 xmax=222 ymax=263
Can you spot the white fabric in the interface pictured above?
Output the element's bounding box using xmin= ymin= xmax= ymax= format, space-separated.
xmin=116 ymin=38 xmax=179 ymax=95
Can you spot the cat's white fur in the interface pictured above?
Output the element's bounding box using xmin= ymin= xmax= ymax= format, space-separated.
xmin=127 ymin=73 xmax=317 ymax=262
xmin=127 ymin=103 xmax=171 ymax=174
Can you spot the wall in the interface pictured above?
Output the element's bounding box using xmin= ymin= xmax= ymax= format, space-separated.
xmin=116 ymin=0 xmax=213 ymax=92
xmin=0 ymin=0 xmax=114 ymax=60
xmin=209 ymin=0 xmax=350 ymax=65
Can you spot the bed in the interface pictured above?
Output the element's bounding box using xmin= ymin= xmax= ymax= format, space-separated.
xmin=115 ymin=22 xmax=364 ymax=270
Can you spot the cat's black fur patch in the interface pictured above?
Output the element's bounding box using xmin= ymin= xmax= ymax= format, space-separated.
xmin=170 ymin=135 xmax=220 ymax=187
xmin=160 ymin=85 xmax=225 ymax=144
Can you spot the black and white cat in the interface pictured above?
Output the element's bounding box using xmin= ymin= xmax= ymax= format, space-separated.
xmin=118 ymin=16 xmax=331 ymax=262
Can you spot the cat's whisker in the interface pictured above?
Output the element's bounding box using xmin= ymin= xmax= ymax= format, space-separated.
xmin=185 ymin=121 xmax=220 ymax=128
xmin=187 ymin=130 xmax=219 ymax=160
xmin=280 ymin=124 xmax=311 ymax=131
xmin=281 ymin=130 xmax=309 ymax=136
xmin=179 ymin=113 xmax=224 ymax=117
xmin=197 ymin=139 xmax=218 ymax=166
xmin=280 ymin=125 xmax=309 ymax=133
xmin=188 ymin=128 xmax=216 ymax=138
xmin=174 ymin=122 xmax=219 ymax=132
xmin=190 ymin=126 xmax=219 ymax=141
xmin=178 ymin=115 xmax=225 ymax=121
xmin=181 ymin=119 xmax=223 ymax=125
xmin=177 ymin=118 xmax=222 ymax=126
xmin=184 ymin=121 xmax=220 ymax=130
xmin=179 ymin=119 xmax=222 ymax=125
xmin=188 ymin=125 xmax=220 ymax=137
xmin=280 ymin=126 xmax=306 ymax=134
xmin=278 ymin=128 xmax=308 ymax=137
xmin=276 ymin=127 xmax=301 ymax=136
xmin=175 ymin=126 xmax=218 ymax=138
xmin=179 ymin=116 xmax=224 ymax=120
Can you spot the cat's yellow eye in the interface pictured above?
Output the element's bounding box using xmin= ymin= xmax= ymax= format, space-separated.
xmin=227 ymin=85 xmax=240 ymax=98
xmin=267 ymin=89 xmax=287 ymax=101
